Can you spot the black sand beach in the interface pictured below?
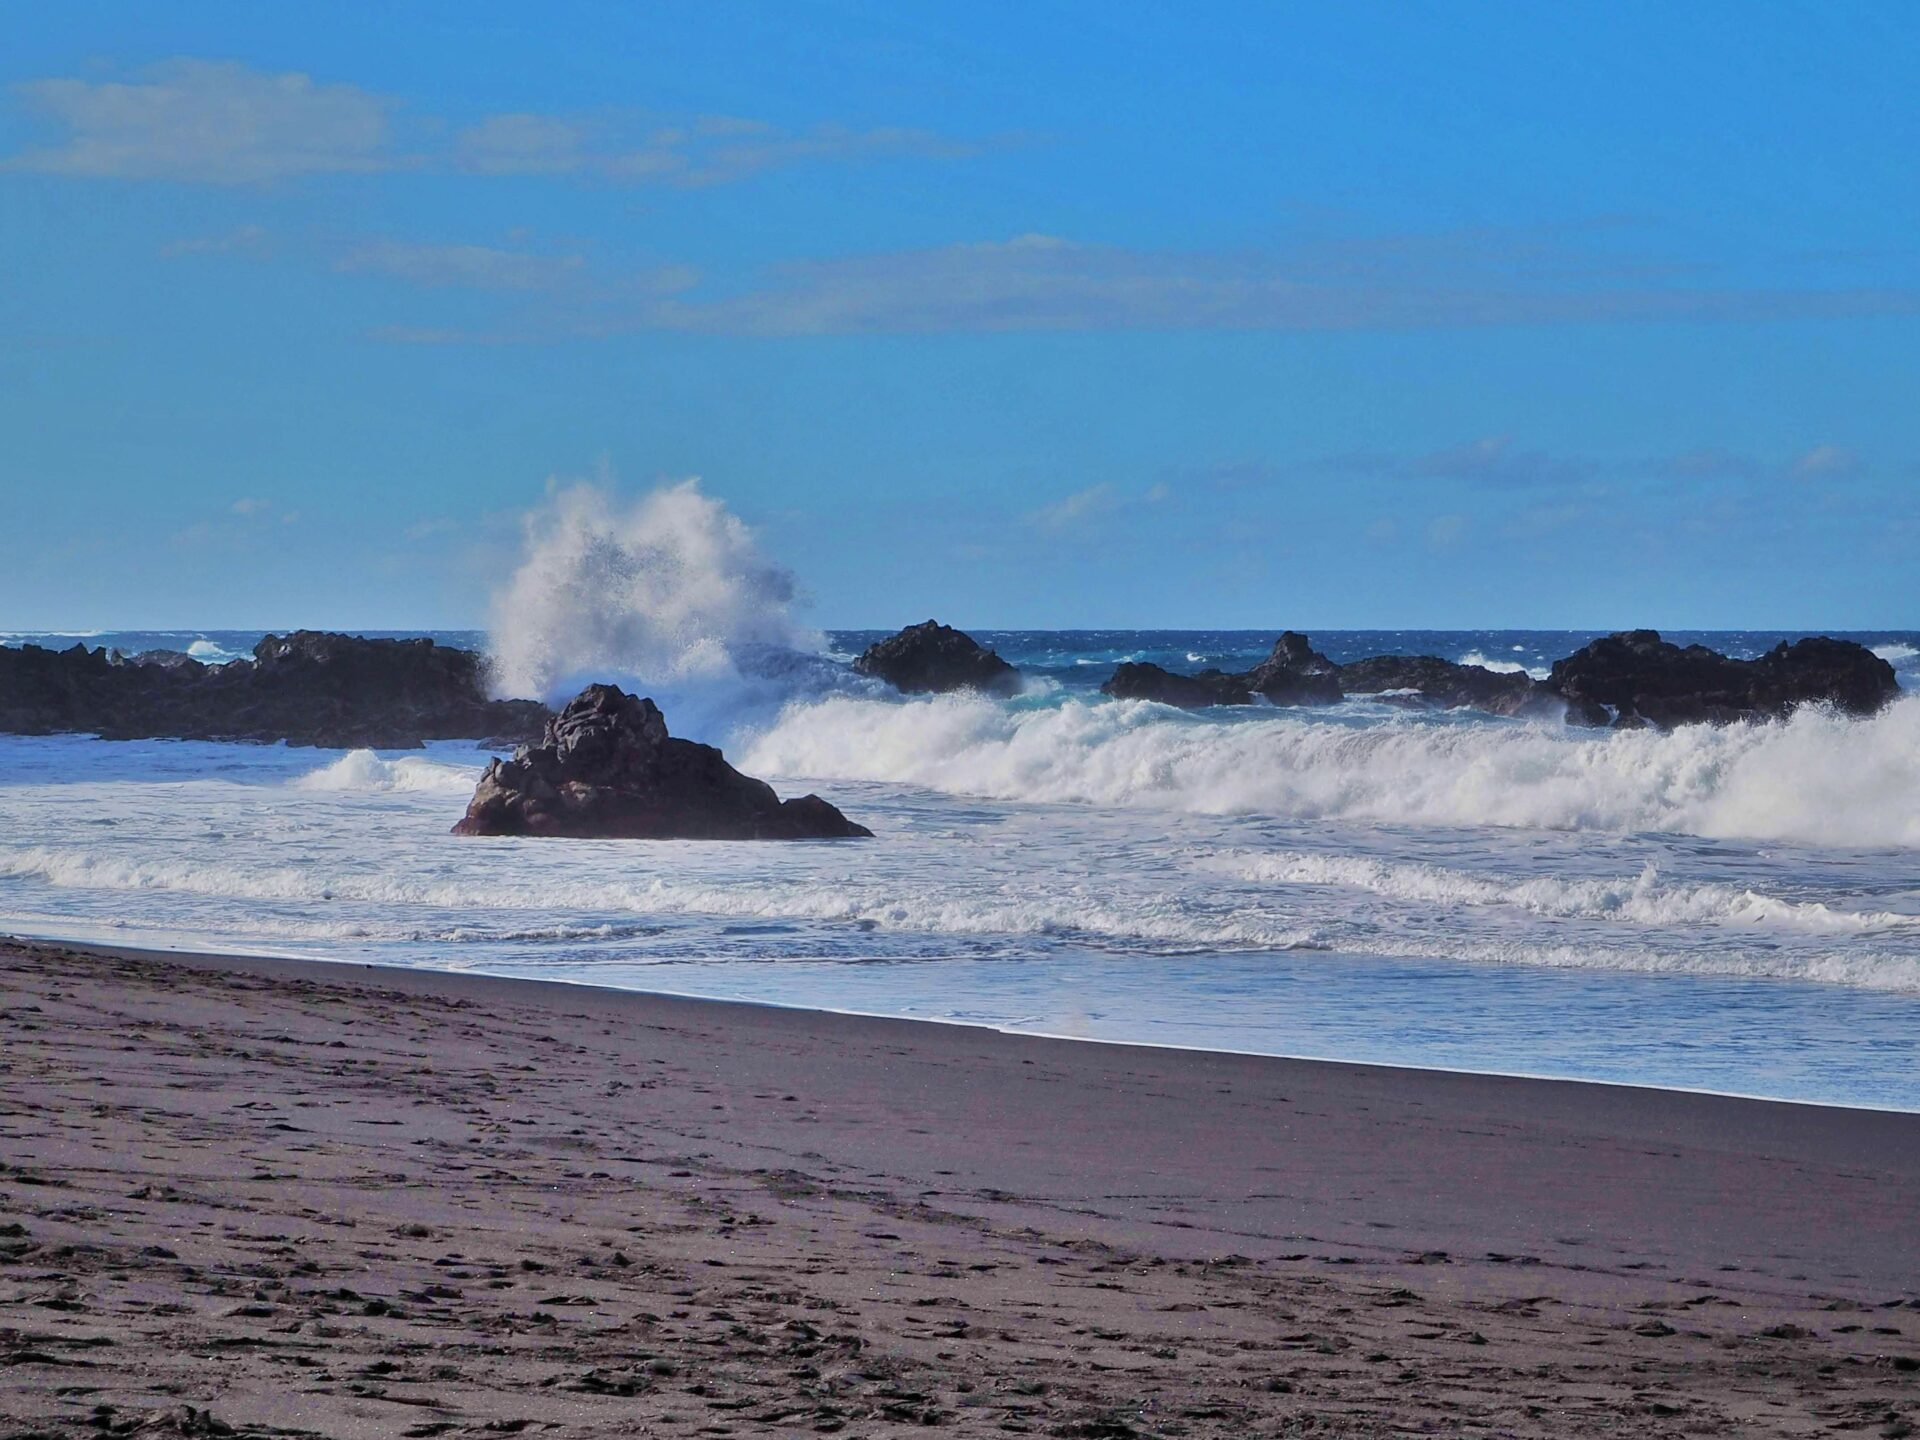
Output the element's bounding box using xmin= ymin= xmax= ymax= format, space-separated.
xmin=3 ymin=938 xmax=1917 ymax=1437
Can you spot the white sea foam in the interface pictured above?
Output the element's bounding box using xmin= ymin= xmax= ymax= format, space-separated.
xmin=1873 ymin=642 xmax=1918 ymax=664
xmin=0 ymin=843 xmax=1322 ymax=953
xmin=292 ymin=750 xmax=481 ymax=794
xmin=745 ymin=691 xmax=1920 ymax=848
xmin=1216 ymin=851 xmax=1914 ymax=933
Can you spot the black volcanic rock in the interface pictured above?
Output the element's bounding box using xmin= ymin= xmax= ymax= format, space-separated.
xmin=1099 ymin=632 xmax=1341 ymax=709
xmin=0 ymin=630 xmax=548 ymax=748
xmin=1242 ymin=632 xmax=1344 ymax=705
xmin=1101 ymin=662 xmax=1252 ymax=708
xmin=1548 ymin=630 xmax=1898 ymax=729
xmin=853 ymin=621 xmax=1020 ymax=696
xmin=452 ymin=684 xmax=871 ymax=840
xmin=1337 ymin=655 xmax=1556 ymax=717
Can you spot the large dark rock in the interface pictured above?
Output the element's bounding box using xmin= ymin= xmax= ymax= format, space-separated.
xmin=1337 ymin=655 xmax=1556 ymax=717
xmin=1243 ymin=632 xmax=1344 ymax=705
xmin=1101 ymin=662 xmax=1252 ymax=708
xmin=1099 ymin=632 xmax=1340 ymax=709
xmin=853 ymin=621 xmax=1020 ymax=696
xmin=1548 ymin=630 xmax=1899 ymax=729
xmin=0 ymin=631 xmax=548 ymax=748
xmin=452 ymin=684 xmax=871 ymax=840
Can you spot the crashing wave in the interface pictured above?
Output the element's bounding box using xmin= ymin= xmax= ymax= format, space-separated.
xmin=743 ymin=691 xmax=1920 ymax=849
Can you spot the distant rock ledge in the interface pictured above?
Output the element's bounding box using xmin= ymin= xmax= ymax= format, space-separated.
xmin=0 ymin=631 xmax=547 ymax=749
xmin=1101 ymin=629 xmax=1897 ymax=729
xmin=452 ymin=684 xmax=872 ymax=841
xmin=853 ymin=621 xmax=1020 ymax=696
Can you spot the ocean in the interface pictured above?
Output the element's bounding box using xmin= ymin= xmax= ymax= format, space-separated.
xmin=3 ymin=625 xmax=1919 ymax=1110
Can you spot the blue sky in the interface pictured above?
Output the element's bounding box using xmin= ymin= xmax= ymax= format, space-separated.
xmin=3 ymin=1 xmax=1917 ymax=629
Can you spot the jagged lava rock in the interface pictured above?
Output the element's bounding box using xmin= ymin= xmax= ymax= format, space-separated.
xmin=0 ymin=630 xmax=546 ymax=748
xmin=852 ymin=621 xmax=1020 ymax=696
xmin=452 ymin=684 xmax=871 ymax=840
xmin=1242 ymin=632 xmax=1344 ymax=705
xmin=1336 ymin=655 xmax=1556 ymax=717
xmin=1548 ymin=630 xmax=1898 ymax=729
xmin=1100 ymin=662 xmax=1253 ymax=708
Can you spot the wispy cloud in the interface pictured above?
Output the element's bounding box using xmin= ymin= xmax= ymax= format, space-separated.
xmin=1790 ymin=443 xmax=1862 ymax=480
xmin=3 ymin=58 xmax=990 ymax=189
xmin=634 ymin=231 xmax=1920 ymax=337
xmin=1027 ymin=481 xmax=1175 ymax=534
xmin=455 ymin=111 xmax=984 ymax=186
xmin=160 ymin=223 xmax=273 ymax=258
xmin=335 ymin=240 xmax=587 ymax=292
xmin=5 ymin=60 xmax=392 ymax=183
xmin=1406 ymin=436 xmax=1598 ymax=489
xmin=1030 ymin=484 xmax=1118 ymax=531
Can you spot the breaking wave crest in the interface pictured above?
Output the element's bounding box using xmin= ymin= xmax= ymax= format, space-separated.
xmin=1456 ymin=649 xmax=1549 ymax=679
xmin=745 ymin=691 xmax=1920 ymax=848
xmin=292 ymin=750 xmax=481 ymax=794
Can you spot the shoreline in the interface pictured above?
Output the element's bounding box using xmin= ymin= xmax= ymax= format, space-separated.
xmin=16 ymin=930 xmax=1920 ymax=1117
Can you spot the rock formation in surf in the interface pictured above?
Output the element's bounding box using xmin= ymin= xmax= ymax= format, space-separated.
xmin=1102 ymin=633 xmax=1344 ymax=708
xmin=1244 ymin=632 xmax=1345 ymax=705
xmin=1336 ymin=654 xmax=1555 ymax=717
xmin=1549 ymin=630 xmax=1899 ymax=729
xmin=452 ymin=683 xmax=872 ymax=840
xmin=0 ymin=631 xmax=547 ymax=749
xmin=853 ymin=620 xmax=1020 ymax=696
xmin=1101 ymin=662 xmax=1255 ymax=707
xmin=1099 ymin=628 xmax=1898 ymax=727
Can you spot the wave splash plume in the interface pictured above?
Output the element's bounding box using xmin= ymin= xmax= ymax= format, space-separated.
xmin=485 ymin=479 xmax=839 ymax=738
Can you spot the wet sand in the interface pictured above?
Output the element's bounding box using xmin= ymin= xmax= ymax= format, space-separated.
xmin=2 ymin=937 xmax=1917 ymax=1437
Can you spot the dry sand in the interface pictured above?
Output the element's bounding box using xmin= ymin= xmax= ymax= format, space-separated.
xmin=2 ymin=937 xmax=1916 ymax=1437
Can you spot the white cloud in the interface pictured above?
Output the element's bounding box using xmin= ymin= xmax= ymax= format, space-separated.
xmin=5 ymin=60 xmax=393 ymax=183
xmin=230 ymin=496 xmax=273 ymax=516
xmin=1425 ymin=514 xmax=1469 ymax=551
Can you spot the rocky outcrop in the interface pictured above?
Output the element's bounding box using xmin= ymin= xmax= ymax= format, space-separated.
xmin=453 ymin=684 xmax=871 ymax=840
xmin=1101 ymin=663 xmax=1252 ymax=707
xmin=853 ymin=621 xmax=1020 ymax=696
xmin=1336 ymin=655 xmax=1554 ymax=717
xmin=1103 ymin=633 xmax=1344 ymax=710
xmin=0 ymin=631 xmax=547 ymax=748
xmin=1549 ymin=630 xmax=1899 ymax=729
xmin=1243 ymin=632 xmax=1344 ymax=705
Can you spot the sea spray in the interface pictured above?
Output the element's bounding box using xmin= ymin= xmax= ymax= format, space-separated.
xmin=485 ymin=479 xmax=839 ymax=739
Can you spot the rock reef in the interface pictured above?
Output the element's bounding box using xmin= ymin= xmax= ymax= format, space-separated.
xmin=1100 ymin=629 xmax=1896 ymax=728
xmin=853 ymin=621 xmax=1020 ymax=696
xmin=1550 ymin=630 xmax=1898 ymax=729
xmin=452 ymin=683 xmax=871 ymax=840
xmin=0 ymin=631 xmax=547 ymax=749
